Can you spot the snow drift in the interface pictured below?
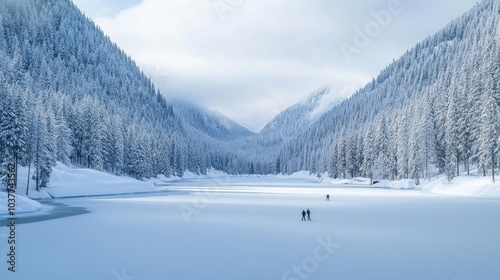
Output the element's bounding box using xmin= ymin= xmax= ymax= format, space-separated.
xmin=422 ymin=175 xmax=500 ymax=198
xmin=0 ymin=192 xmax=42 ymax=215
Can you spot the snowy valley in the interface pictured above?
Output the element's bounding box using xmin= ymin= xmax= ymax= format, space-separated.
xmin=0 ymin=0 xmax=498 ymax=186
xmin=0 ymin=0 xmax=499 ymax=279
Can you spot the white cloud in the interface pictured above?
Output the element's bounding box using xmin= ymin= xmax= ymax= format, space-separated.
xmin=71 ymin=0 xmax=141 ymax=18
xmin=73 ymin=0 xmax=478 ymax=132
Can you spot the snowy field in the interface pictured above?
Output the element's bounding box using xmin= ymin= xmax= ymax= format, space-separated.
xmin=1 ymin=176 xmax=500 ymax=280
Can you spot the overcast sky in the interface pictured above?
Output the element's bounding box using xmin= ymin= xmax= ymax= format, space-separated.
xmin=72 ymin=0 xmax=478 ymax=132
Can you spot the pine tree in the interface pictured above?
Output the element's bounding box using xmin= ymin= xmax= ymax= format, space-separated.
xmin=458 ymin=64 xmax=474 ymax=175
xmin=33 ymin=110 xmax=56 ymax=190
xmin=0 ymin=86 xmax=28 ymax=189
xmin=478 ymin=68 xmax=499 ymax=182
xmin=420 ymin=95 xmax=438 ymax=180
xmin=328 ymin=143 xmax=338 ymax=179
xmin=336 ymin=132 xmax=347 ymax=179
xmin=396 ymin=112 xmax=409 ymax=179
xmin=55 ymin=112 xmax=73 ymax=165
xmin=445 ymin=90 xmax=461 ymax=181
xmin=108 ymin=118 xmax=125 ymax=175
xmin=346 ymin=133 xmax=358 ymax=179
xmin=373 ymin=117 xmax=391 ymax=180
xmin=432 ymin=85 xmax=447 ymax=174
xmin=356 ymin=133 xmax=364 ymax=179
xmin=362 ymin=127 xmax=375 ymax=185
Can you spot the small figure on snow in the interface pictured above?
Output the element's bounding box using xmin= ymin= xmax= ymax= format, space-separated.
xmin=306 ymin=208 xmax=311 ymax=221
xmin=326 ymin=194 xmax=330 ymax=201
xmin=301 ymin=210 xmax=306 ymax=221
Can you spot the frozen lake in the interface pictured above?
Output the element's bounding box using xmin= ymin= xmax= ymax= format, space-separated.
xmin=1 ymin=177 xmax=499 ymax=280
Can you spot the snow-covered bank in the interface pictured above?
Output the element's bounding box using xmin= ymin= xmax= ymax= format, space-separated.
xmin=322 ymin=177 xmax=372 ymax=185
xmin=321 ymin=175 xmax=416 ymax=190
xmin=13 ymin=161 xmax=500 ymax=201
xmin=16 ymin=162 xmax=159 ymax=199
xmin=0 ymin=192 xmax=42 ymax=215
xmin=47 ymin=163 xmax=159 ymax=198
xmin=15 ymin=164 xmax=322 ymax=201
xmin=2 ymin=160 xmax=165 ymax=217
xmin=422 ymin=175 xmax=500 ymax=198
xmin=146 ymin=169 xmax=230 ymax=184
xmin=320 ymin=172 xmax=499 ymax=198
xmin=148 ymin=170 xmax=323 ymax=185
xmin=373 ymin=179 xmax=417 ymax=190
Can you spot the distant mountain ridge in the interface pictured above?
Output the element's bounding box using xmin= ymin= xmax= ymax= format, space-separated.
xmin=170 ymin=99 xmax=255 ymax=141
xmin=260 ymin=85 xmax=347 ymax=138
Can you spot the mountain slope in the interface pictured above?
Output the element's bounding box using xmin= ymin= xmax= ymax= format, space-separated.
xmin=275 ymin=0 xmax=500 ymax=177
xmin=260 ymin=85 xmax=347 ymax=138
xmin=171 ymin=100 xmax=255 ymax=141
xmin=0 ymin=0 xmax=255 ymax=184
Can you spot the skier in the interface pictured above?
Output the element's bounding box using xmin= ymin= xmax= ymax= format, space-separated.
xmin=326 ymin=194 xmax=330 ymax=201
xmin=301 ymin=210 xmax=306 ymax=221
xmin=306 ymin=208 xmax=311 ymax=221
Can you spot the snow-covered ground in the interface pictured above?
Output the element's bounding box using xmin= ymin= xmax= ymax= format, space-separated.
xmin=1 ymin=162 xmax=160 ymax=216
xmin=1 ymin=176 xmax=499 ymax=280
xmin=322 ymin=176 xmax=372 ymax=186
xmin=422 ymin=174 xmax=500 ymax=198
xmin=321 ymin=172 xmax=500 ymax=198
xmin=46 ymin=163 xmax=159 ymax=198
xmin=0 ymin=192 xmax=42 ymax=215
xmin=15 ymin=162 xmax=160 ymax=200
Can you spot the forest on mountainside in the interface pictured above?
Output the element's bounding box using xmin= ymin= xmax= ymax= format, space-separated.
xmin=0 ymin=0 xmax=499 ymax=190
xmin=0 ymin=0 xmax=256 ymax=190
xmin=275 ymin=0 xmax=500 ymax=183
